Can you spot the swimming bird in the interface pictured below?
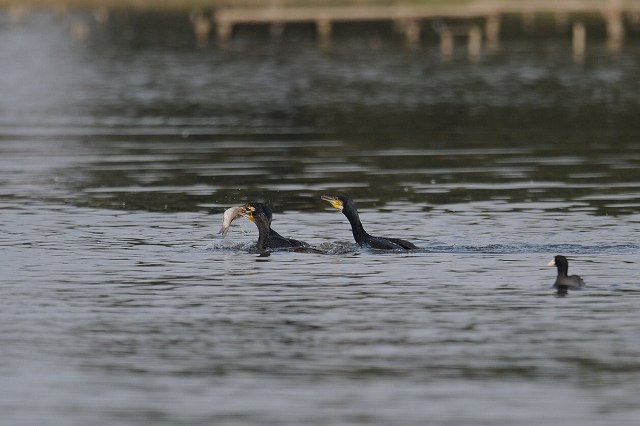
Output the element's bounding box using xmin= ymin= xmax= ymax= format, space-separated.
xmin=547 ymin=255 xmax=585 ymax=293
xmin=321 ymin=195 xmax=417 ymax=250
xmin=241 ymin=202 xmax=309 ymax=250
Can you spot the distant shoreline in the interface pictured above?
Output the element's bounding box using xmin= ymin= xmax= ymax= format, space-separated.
xmin=1 ymin=0 xmax=472 ymax=12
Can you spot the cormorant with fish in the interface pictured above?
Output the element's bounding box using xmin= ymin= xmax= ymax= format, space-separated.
xmin=242 ymin=202 xmax=308 ymax=249
xmin=242 ymin=202 xmax=322 ymax=254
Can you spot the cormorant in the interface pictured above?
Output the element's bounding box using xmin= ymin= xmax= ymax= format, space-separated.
xmin=321 ymin=195 xmax=417 ymax=250
xmin=242 ymin=202 xmax=308 ymax=250
xmin=547 ymin=255 xmax=585 ymax=294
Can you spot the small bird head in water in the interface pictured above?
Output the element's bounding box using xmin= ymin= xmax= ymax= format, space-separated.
xmin=547 ymin=254 xmax=585 ymax=294
xmin=547 ymin=255 xmax=570 ymax=270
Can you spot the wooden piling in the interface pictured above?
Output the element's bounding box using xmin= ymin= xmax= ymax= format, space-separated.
xmin=71 ymin=19 xmax=90 ymax=41
xmin=485 ymin=14 xmax=500 ymax=50
xmin=216 ymin=20 xmax=232 ymax=45
xmin=630 ymin=11 xmax=640 ymax=29
xmin=93 ymin=6 xmax=109 ymax=24
xmin=9 ymin=5 xmax=30 ymax=24
xmin=191 ymin=11 xmax=212 ymax=47
xmin=572 ymin=21 xmax=586 ymax=64
xmin=211 ymin=1 xmax=640 ymax=53
xmin=401 ymin=19 xmax=421 ymax=48
xmin=554 ymin=12 xmax=569 ymax=31
xmin=316 ymin=18 xmax=331 ymax=47
xmin=468 ymin=25 xmax=482 ymax=62
xmin=605 ymin=4 xmax=624 ymax=53
xmin=440 ymin=28 xmax=454 ymax=60
xmin=270 ymin=22 xmax=285 ymax=39
xmin=522 ymin=11 xmax=535 ymax=34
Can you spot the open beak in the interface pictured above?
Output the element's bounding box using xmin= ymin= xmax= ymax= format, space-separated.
xmin=321 ymin=195 xmax=343 ymax=211
xmin=547 ymin=259 xmax=556 ymax=266
xmin=240 ymin=204 xmax=255 ymax=222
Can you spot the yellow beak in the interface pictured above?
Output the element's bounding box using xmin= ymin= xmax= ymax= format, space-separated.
xmin=321 ymin=195 xmax=343 ymax=210
xmin=241 ymin=204 xmax=256 ymax=222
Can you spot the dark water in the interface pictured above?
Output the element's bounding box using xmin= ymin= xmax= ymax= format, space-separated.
xmin=2 ymin=10 xmax=640 ymax=425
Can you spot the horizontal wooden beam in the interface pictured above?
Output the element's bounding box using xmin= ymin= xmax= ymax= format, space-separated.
xmin=215 ymin=0 xmax=640 ymax=25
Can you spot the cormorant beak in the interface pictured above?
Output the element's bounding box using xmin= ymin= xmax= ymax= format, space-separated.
xmin=321 ymin=195 xmax=343 ymax=211
xmin=547 ymin=259 xmax=556 ymax=267
xmin=241 ymin=204 xmax=256 ymax=222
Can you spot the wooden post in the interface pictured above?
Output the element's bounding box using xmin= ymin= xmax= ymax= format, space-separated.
xmin=71 ymin=20 xmax=90 ymax=41
xmin=270 ymin=22 xmax=285 ymax=39
xmin=316 ymin=18 xmax=332 ymax=47
xmin=53 ymin=3 xmax=67 ymax=19
xmin=191 ymin=11 xmax=212 ymax=47
xmin=93 ymin=7 xmax=109 ymax=24
xmin=216 ymin=20 xmax=233 ymax=45
xmin=630 ymin=11 xmax=640 ymax=30
xmin=605 ymin=4 xmax=624 ymax=53
xmin=522 ymin=11 xmax=535 ymax=34
xmin=468 ymin=25 xmax=482 ymax=62
xmin=402 ymin=19 xmax=421 ymax=49
xmin=440 ymin=28 xmax=454 ymax=60
xmin=555 ymin=12 xmax=569 ymax=31
xmin=485 ymin=14 xmax=500 ymax=51
xmin=572 ymin=21 xmax=586 ymax=64
xmin=9 ymin=5 xmax=30 ymax=24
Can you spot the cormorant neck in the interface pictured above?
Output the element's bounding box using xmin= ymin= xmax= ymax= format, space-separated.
xmin=255 ymin=217 xmax=270 ymax=252
xmin=556 ymin=263 xmax=568 ymax=277
xmin=342 ymin=208 xmax=369 ymax=245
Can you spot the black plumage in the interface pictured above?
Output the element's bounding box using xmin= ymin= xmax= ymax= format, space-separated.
xmin=321 ymin=195 xmax=417 ymax=250
xmin=243 ymin=203 xmax=310 ymax=252
xmin=548 ymin=255 xmax=585 ymax=293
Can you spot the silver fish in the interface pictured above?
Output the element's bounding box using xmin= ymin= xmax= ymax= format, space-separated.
xmin=218 ymin=206 xmax=246 ymax=236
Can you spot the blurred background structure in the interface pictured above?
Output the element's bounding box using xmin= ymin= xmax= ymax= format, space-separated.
xmin=2 ymin=0 xmax=638 ymax=58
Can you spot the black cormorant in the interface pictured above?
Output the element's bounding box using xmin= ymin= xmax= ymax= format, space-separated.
xmin=548 ymin=255 xmax=585 ymax=294
xmin=321 ymin=195 xmax=417 ymax=250
xmin=242 ymin=202 xmax=308 ymax=250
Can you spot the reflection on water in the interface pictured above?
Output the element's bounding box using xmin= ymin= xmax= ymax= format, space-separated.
xmin=1 ymin=10 xmax=640 ymax=426
xmin=2 ymin=11 xmax=640 ymax=215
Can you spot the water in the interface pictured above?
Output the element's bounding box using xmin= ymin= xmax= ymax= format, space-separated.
xmin=2 ymin=10 xmax=640 ymax=425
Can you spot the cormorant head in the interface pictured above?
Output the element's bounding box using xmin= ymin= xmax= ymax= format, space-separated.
xmin=321 ymin=195 xmax=354 ymax=212
xmin=242 ymin=202 xmax=273 ymax=224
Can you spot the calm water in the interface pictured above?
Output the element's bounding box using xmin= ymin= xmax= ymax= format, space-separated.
xmin=2 ymin=10 xmax=640 ymax=425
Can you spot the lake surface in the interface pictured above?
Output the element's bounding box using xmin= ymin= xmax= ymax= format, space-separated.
xmin=1 ymin=9 xmax=640 ymax=425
